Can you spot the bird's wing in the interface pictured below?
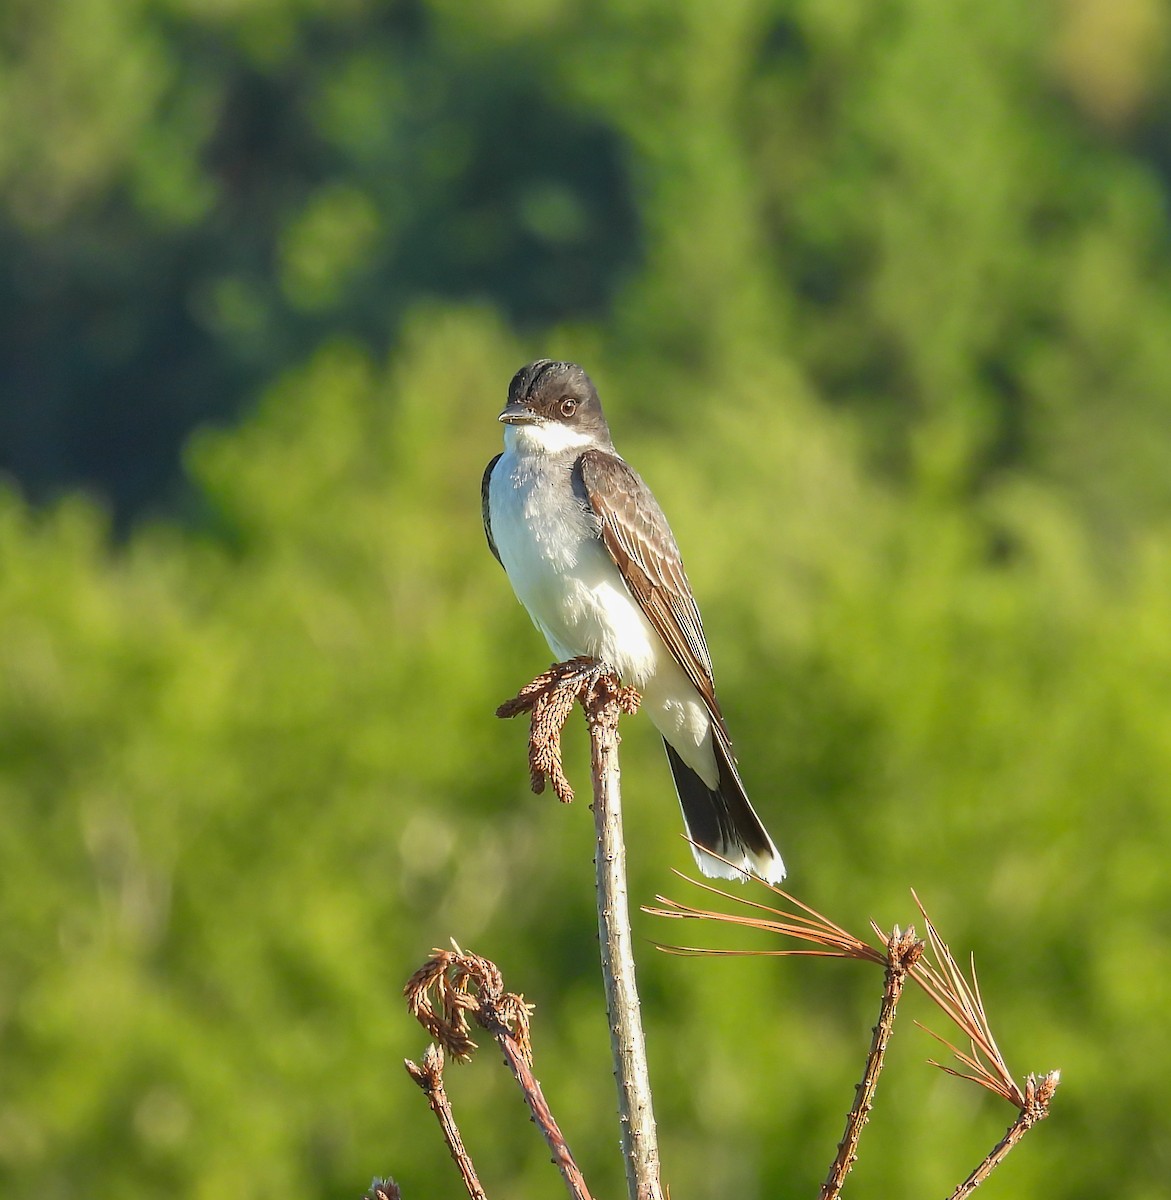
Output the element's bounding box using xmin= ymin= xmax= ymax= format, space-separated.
xmin=575 ymin=448 xmax=728 ymax=731
xmin=482 ymin=453 xmax=503 ymax=566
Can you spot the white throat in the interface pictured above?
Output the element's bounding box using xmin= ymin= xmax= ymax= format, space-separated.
xmin=504 ymin=420 xmax=596 ymax=458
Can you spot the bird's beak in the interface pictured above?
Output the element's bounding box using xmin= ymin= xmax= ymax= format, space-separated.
xmin=498 ymin=401 xmax=541 ymax=425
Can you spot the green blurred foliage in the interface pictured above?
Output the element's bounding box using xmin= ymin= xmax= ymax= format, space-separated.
xmin=2 ymin=1 xmax=1171 ymax=1197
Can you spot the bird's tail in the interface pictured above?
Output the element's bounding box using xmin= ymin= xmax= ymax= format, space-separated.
xmin=663 ymin=737 xmax=786 ymax=884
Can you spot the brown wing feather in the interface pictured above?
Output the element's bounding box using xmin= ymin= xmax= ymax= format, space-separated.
xmin=575 ymin=449 xmax=730 ymax=735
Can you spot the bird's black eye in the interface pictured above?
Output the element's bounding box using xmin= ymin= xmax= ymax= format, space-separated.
xmin=559 ymin=397 xmax=578 ymax=418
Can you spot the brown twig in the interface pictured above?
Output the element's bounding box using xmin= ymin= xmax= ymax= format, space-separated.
xmin=404 ymin=946 xmax=594 ymax=1200
xmin=403 ymin=1045 xmax=487 ymax=1200
xmin=819 ymin=926 xmax=924 ymax=1200
xmin=648 ymin=877 xmax=1060 ymax=1195
xmin=902 ymin=895 xmax=1061 ymax=1198
xmin=948 ymin=1071 xmax=1060 ymax=1199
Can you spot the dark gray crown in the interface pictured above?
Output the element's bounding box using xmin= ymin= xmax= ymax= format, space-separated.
xmin=506 ymin=360 xmax=611 ymax=441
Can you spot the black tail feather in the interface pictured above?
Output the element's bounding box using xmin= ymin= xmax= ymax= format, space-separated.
xmin=662 ymin=738 xmax=786 ymax=883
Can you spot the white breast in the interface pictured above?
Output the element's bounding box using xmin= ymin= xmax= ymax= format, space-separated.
xmin=489 ymin=446 xmax=660 ymax=683
xmin=489 ymin=436 xmax=718 ymax=787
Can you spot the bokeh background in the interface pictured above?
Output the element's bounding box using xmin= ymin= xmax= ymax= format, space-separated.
xmin=3 ymin=1 xmax=1171 ymax=1196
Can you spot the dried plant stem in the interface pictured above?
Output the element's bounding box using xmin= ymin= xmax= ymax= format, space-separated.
xmin=819 ymin=927 xmax=924 ymax=1200
xmin=948 ymin=1072 xmax=1060 ymax=1200
xmin=404 ymin=1046 xmax=487 ymax=1200
xmin=476 ymin=1000 xmax=596 ymax=1200
xmin=949 ymin=1114 xmax=1033 ymax=1200
xmin=586 ymin=683 xmax=665 ymax=1200
xmin=404 ymin=946 xmax=595 ymax=1200
xmin=649 ymin=879 xmax=1060 ymax=1196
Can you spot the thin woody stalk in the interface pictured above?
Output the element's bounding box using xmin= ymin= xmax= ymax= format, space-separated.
xmin=403 ymin=1046 xmax=487 ymax=1200
xmin=587 ymin=687 xmax=665 ymax=1200
xmin=651 ymin=881 xmax=1060 ymax=1197
xmin=948 ymin=1072 xmax=1060 ymax=1200
xmin=404 ymin=945 xmax=596 ymax=1200
xmin=819 ymin=928 xmax=924 ymax=1200
xmin=476 ymin=999 xmax=595 ymax=1200
xmin=497 ymin=659 xmax=663 ymax=1200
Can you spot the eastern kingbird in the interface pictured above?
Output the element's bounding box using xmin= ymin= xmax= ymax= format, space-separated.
xmin=483 ymin=360 xmax=785 ymax=883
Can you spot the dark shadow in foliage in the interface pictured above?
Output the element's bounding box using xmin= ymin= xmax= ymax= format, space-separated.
xmin=0 ymin=10 xmax=641 ymax=528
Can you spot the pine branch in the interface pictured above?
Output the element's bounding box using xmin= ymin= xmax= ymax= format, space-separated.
xmin=819 ymin=927 xmax=924 ymax=1200
xmin=649 ymin=876 xmax=1060 ymax=1195
xmin=948 ymin=1071 xmax=1061 ymax=1199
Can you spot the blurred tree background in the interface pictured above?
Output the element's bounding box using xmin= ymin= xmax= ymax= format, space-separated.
xmin=2 ymin=0 xmax=1171 ymax=1196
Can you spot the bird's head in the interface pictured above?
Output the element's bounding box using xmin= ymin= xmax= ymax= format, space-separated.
xmin=498 ymin=360 xmax=612 ymax=455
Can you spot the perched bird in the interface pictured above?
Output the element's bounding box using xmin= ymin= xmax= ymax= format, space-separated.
xmin=482 ymin=360 xmax=785 ymax=883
